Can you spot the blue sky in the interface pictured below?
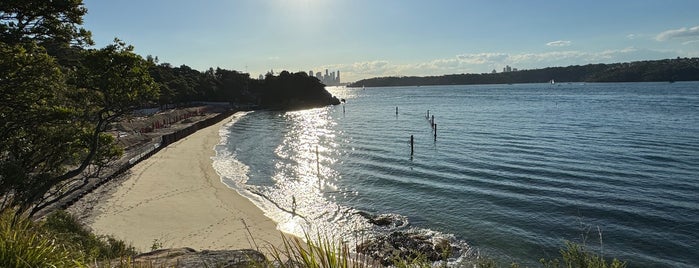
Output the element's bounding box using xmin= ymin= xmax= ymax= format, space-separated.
xmin=83 ymin=0 xmax=699 ymax=82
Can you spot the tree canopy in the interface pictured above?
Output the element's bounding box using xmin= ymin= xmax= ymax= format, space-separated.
xmin=147 ymin=64 xmax=340 ymax=109
xmin=0 ymin=0 xmax=92 ymax=46
xmin=0 ymin=1 xmax=156 ymax=216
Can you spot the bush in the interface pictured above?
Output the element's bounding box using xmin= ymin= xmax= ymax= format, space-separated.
xmin=43 ymin=210 xmax=138 ymax=260
xmin=540 ymin=241 xmax=627 ymax=268
xmin=0 ymin=209 xmax=84 ymax=268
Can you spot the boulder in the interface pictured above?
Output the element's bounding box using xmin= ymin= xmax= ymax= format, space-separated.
xmin=118 ymin=248 xmax=267 ymax=268
xmin=356 ymin=232 xmax=458 ymax=266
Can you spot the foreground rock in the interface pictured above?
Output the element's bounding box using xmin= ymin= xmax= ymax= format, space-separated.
xmin=108 ymin=248 xmax=267 ymax=268
xmin=356 ymin=232 xmax=458 ymax=266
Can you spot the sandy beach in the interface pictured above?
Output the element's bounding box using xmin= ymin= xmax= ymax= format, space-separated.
xmin=89 ymin=115 xmax=285 ymax=252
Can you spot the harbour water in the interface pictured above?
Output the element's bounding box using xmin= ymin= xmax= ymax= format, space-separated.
xmin=213 ymin=82 xmax=699 ymax=267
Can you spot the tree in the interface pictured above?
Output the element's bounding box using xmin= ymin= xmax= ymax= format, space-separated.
xmin=0 ymin=40 xmax=157 ymax=217
xmin=0 ymin=0 xmax=92 ymax=46
xmin=0 ymin=42 xmax=86 ymax=215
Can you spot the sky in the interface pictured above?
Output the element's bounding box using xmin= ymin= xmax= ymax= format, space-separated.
xmin=82 ymin=0 xmax=699 ymax=82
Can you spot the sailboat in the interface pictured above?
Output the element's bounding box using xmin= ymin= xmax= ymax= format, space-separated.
xmin=549 ymin=79 xmax=555 ymax=85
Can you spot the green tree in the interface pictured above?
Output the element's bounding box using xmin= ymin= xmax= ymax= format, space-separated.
xmin=0 ymin=0 xmax=92 ymax=46
xmin=0 ymin=40 xmax=157 ymax=217
xmin=1 ymin=0 xmax=158 ymax=217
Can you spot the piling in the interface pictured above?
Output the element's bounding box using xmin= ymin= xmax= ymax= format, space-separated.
xmin=431 ymin=115 xmax=435 ymax=128
xmin=396 ymin=106 xmax=398 ymax=115
xmin=434 ymin=124 xmax=437 ymax=140
xmin=410 ymin=135 xmax=414 ymax=155
xmin=427 ymin=110 xmax=430 ymax=119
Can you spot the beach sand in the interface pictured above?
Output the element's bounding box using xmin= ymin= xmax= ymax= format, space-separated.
xmin=89 ymin=115 xmax=285 ymax=252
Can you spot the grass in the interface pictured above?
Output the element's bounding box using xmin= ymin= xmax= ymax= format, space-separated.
xmin=1 ymin=208 xmax=629 ymax=268
xmin=0 ymin=209 xmax=139 ymax=268
xmin=43 ymin=210 xmax=138 ymax=260
xmin=259 ymin=233 xmax=377 ymax=268
xmin=0 ymin=209 xmax=84 ymax=267
xmin=538 ymin=241 xmax=627 ymax=268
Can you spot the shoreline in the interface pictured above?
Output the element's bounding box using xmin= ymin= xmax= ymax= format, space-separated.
xmin=86 ymin=114 xmax=287 ymax=252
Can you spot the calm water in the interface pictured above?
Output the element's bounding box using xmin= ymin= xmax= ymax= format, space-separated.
xmin=213 ymin=82 xmax=699 ymax=267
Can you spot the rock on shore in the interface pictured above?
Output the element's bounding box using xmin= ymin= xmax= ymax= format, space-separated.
xmin=124 ymin=248 xmax=266 ymax=268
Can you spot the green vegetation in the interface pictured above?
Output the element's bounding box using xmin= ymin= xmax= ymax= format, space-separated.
xmin=539 ymin=241 xmax=626 ymax=268
xmin=1 ymin=0 xmax=157 ymax=217
xmin=261 ymin=233 xmax=373 ymax=268
xmin=148 ymin=65 xmax=340 ymax=110
xmin=0 ymin=209 xmax=82 ymax=267
xmin=1 ymin=209 xmax=139 ymax=267
xmin=42 ymin=210 xmax=138 ymax=260
xmin=349 ymin=57 xmax=699 ymax=87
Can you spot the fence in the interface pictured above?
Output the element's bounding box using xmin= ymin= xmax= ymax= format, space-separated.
xmin=60 ymin=110 xmax=238 ymax=209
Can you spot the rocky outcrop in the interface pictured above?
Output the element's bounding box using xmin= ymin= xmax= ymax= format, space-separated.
xmin=114 ymin=248 xmax=266 ymax=268
xmin=356 ymin=232 xmax=458 ymax=266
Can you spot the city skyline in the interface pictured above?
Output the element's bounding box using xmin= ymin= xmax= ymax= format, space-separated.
xmin=83 ymin=0 xmax=699 ymax=82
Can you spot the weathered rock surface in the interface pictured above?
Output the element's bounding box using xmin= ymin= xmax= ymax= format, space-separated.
xmin=356 ymin=232 xmax=457 ymax=266
xmin=116 ymin=247 xmax=267 ymax=268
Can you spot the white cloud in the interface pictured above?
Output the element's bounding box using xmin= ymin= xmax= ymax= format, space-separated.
xmin=546 ymin=40 xmax=572 ymax=47
xmin=456 ymin=53 xmax=508 ymax=64
xmin=682 ymin=40 xmax=699 ymax=45
xmin=656 ymin=25 xmax=699 ymax=41
xmin=351 ymin=60 xmax=389 ymax=73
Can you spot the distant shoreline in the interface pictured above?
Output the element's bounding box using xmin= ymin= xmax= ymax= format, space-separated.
xmin=348 ymin=57 xmax=699 ymax=87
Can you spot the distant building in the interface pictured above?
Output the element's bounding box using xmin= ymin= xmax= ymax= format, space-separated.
xmin=502 ymin=65 xmax=517 ymax=73
xmin=309 ymin=70 xmax=313 ymax=77
xmin=315 ymin=68 xmax=341 ymax=86
xmin=492 ymin=69 xmax=497 ymax=74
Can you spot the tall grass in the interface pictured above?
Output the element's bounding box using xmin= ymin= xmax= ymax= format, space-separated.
xmin=0 ymin=209 xmax=84 ymax=267
xmin=42 ymin=210 xmax=138 ymax=261
xmin=539 ymin=241 xmax=627 ymax=268
xmin=260 ymin=233 xmax=377 ymax=268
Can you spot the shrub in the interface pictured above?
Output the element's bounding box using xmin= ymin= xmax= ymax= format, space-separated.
xmin=43 ymin=210 xmax=138 ymax=260
xmin=0 ymin=209 xmax=84 ymax=267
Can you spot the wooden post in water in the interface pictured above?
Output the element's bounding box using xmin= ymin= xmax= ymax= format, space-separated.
xmin=431 ymin=115 xmax=435 ymax=128
xmin=342 ymin=104 xmax=345 ymax=114
xmin=316 ymin=145 xmax=320 ymax=176
xmin=396 ymin=106 xmax=398 ymax=115
xmin=410 ymin=135 xmax=414 ymax=155
xmin=434 ymin=124 xmax=437 ymax=140
xmin=427 ymin=110 xmax=430 ymax=119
